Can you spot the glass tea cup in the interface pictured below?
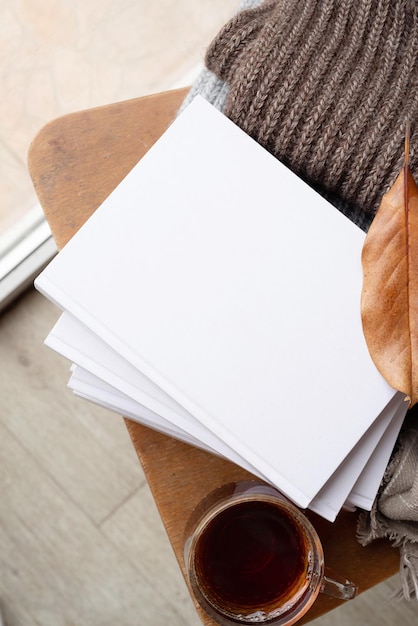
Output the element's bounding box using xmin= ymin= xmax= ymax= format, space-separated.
xmin=184 ymin=481 xmax=357 ymax=626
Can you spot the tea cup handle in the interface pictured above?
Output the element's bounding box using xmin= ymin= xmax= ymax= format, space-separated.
xmin=320 ymin=568 xmax=358 ymax=600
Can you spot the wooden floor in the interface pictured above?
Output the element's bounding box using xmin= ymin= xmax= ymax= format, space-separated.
xmin=1 ymin=288 xmax=418 ymax=626
xmin=2 ymin=0 xmax=418 ymax=623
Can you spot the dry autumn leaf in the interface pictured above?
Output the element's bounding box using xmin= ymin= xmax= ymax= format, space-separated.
xmin=361 ymin=125 xmax=418 ymax=407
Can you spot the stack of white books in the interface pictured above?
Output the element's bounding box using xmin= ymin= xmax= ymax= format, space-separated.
xmin=35 ymin=96 xmax=407 ymax=522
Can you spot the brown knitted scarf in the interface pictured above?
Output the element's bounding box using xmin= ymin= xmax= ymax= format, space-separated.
xmin=205 ymin=0 xmax=418 ymax=231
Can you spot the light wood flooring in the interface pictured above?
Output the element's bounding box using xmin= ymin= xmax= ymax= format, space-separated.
xmin=1 ymin=289 xmax=418 ymax=625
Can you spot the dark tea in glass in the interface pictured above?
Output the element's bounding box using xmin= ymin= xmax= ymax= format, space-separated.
xmin=195 ymin=500 xmax=310 ymax=613
xmin=184 ymin=482 xmax=357 ymax=626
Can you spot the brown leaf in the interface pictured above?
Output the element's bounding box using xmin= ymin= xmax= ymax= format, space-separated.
xmin=361 ymin=127 xmax=418 ymax=406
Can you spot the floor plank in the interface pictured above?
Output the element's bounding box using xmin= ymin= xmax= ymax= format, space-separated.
xmin=2 ymin=289 xmax=418 ymax=624
xmin=0 ymin=290 xmax=142 ymax=527
xmin=2 ymin=288 xmax=418 ymax=625
xmin=0 ymin=419 xmax=186 ymax=626
xmin=101 ymin=484 xmax=201 ymax=626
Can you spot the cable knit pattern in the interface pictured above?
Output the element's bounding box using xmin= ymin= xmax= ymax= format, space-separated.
xmin=205 ymin=0 xmax=418 ymax=231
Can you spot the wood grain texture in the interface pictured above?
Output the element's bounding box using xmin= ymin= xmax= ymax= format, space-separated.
xmin=0 ymin=288 xmax=201 ymax=626
xmin=28 ymin=88 xmax=189 ymax=249
xmin=27 ymin=87 xmax=399 ymax=625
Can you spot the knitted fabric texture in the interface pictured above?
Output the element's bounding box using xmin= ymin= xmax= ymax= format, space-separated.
xmin=179 ymin=0 xmax=264 ymax=114
xmin=205 ymin=0 xmax=418 ymax=231
xmin=358 ymin=408 xmax=418 ymax=600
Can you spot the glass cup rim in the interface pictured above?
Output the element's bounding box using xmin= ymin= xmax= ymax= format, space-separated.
xmin=184 ymin=482 xmax=325 ymax=625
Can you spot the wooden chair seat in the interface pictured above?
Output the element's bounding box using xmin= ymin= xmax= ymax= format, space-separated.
xmin=28 ymin=87 xmax=399 ymax=625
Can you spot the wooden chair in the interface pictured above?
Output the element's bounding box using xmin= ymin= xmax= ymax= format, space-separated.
xmin=28 ymin=87 xmax=399 ymax=625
